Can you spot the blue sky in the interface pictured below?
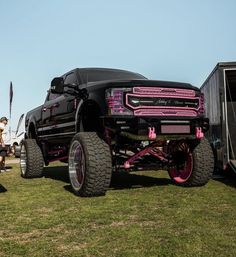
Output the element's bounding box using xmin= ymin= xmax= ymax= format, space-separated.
xmin=1 ymin=0 xmax=236 ymax=130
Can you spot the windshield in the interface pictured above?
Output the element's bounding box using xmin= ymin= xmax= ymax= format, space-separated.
xmin=78 ymin=68 xmax=147 ymax=84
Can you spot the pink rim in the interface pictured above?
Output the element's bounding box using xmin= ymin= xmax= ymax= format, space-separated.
xmin=169 ymin=143 xmax=193 ymax=183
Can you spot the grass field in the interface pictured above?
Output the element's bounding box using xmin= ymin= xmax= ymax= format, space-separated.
xmin=0 ymin=161 xmax=236 ymax=257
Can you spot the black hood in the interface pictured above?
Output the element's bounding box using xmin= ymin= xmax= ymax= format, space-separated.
xmin=81 ymin=79 xmax=199 ymax=92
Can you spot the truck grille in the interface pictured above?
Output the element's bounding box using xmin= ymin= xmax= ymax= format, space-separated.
xmin=125 ymin=87 xmax=201 ymax=117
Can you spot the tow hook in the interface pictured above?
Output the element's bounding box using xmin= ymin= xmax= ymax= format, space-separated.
xmin=196 ymin=127 xmax=204 ymax=139
xmin=148 ymin=127 xmax=156 ymax=140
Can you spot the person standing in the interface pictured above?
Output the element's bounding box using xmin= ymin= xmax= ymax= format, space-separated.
xmin=0 ymin=117 xmax=8 ymax=172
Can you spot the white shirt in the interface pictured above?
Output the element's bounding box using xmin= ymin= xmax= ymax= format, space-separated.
xmin=0 ymin=122 xmax=8 ymax=144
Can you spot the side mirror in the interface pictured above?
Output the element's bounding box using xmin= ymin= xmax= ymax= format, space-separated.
xmin=50 ymin=77 xmax=64 ymax=94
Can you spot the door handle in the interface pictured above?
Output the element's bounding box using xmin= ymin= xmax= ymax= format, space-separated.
xmin=53 ymin=103 xmax=60 ymax=108
xmin=42 ymin=103 xmax=59 ymax=113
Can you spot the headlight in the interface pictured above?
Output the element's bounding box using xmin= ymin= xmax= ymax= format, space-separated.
xmin=106 ymin=88 xmax=133 ymax=115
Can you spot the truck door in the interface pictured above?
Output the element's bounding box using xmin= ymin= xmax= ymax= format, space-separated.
xmin=40 ymin=91 xmax=63 ymax=137
xmin=42 ymin=72 xmax=79 ymax=137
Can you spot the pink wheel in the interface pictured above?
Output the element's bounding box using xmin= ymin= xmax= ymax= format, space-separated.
xmin=168 ymin=142 xmax=193 ymax=184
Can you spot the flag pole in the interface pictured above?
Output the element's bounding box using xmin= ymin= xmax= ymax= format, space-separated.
xmin=9 ymin=82 xmax=13 ymax=146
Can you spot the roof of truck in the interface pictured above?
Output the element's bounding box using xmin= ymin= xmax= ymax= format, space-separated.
xmin=63 ymin=67 xmax=197 ymax=89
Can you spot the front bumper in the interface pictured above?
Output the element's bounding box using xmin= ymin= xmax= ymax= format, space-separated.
xmin=103 ymin=116 xmax=209 ymax=139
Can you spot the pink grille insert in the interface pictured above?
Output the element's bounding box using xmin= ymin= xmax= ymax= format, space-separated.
xmin=134 ymin=108 xmax=197 ymax=117
xmin=126 ymin=87 xmax=200 ymax=117
xmin=133 ymin=87 xmax=196 ymax=97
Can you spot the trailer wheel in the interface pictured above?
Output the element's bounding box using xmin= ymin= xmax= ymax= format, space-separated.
xmin=68 ymin=132 xmax=112 ymax=197
xmin=20 ymin=139 xmax=44 ymax=178
xmin=168 ymin=138 xmax=214 ymax=186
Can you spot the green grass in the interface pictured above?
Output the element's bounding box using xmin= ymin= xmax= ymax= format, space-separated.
xmin=0 ymin=161 xmax=236 ymax=257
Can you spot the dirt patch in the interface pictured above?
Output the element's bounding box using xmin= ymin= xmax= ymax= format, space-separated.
xmin=5 ymin=159 xmax=19 ymax=165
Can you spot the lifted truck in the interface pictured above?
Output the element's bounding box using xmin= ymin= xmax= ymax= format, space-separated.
xmin=20 ymin=68 xmax=214 ymax=196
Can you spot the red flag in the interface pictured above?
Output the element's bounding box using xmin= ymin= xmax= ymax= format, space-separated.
xmin=10 ymin=81 xmax=13 ymax=118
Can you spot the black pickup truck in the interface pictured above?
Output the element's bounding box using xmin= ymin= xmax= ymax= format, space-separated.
xmin=20 ymin=68 xmax=214 ymax=196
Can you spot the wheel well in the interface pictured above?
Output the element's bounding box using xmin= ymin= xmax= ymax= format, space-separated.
xmin=28 ymin=123 xmax=37 ymax=139
xmin=78 ymin=100 xmax=102 ymax=133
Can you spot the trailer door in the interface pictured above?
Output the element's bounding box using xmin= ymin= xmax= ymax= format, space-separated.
xmin=224 ymin=69 xmax=236 ymax=162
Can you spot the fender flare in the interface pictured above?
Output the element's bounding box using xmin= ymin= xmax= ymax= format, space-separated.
xmin=75 ymin=99 xmax=102 ymax=133
xmin=26 ymin=116 xmax=38 ymax=139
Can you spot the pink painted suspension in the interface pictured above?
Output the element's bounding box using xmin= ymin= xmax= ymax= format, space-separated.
xmin=124 ymin=143 xmax=168 ymax=169
xmin=47 ymin=147 xmax=68 ymax=163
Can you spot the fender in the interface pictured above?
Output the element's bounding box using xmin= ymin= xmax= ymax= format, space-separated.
xmin=25 ymin=114 xmax=38 ymax=139
xmin=75 ymin=99 xmax=84 ymax=132
xmin=75 ymin=99 xmax=102 ymax=133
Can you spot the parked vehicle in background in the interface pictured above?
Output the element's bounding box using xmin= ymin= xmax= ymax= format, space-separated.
xmin=10 ymin=132 xmax=24 ymax=155
xmin=201 ymin=62 xmax=236 ymax=173
xmin=20 ymin=67 xmax=214 ymax=196
xmin=11 ymin=114 xmax=25 ymax=157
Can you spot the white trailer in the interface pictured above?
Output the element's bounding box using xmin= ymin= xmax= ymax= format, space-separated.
xmin=201 ymin=62 xmax=236 ymax=172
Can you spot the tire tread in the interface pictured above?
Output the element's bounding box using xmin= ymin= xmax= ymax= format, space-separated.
xmin=21 ymin=139 xmax=44 ymax=178
xmin=185 ymin=138 xmax=214 ymax=186
xmin=69 ymin=132 xmax=112 ymax=197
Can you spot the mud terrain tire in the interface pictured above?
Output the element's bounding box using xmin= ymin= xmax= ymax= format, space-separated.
xmin=168 ymin=138 xmax=214 ymax=186
xmin=68 ymin=132 xmax=112 ymax=197
xmin=20 ymin=139 xmax=44 ymax=178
